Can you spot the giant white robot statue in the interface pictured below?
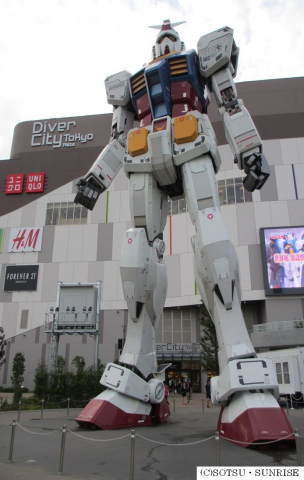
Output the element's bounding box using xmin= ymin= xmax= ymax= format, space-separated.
xmin=75 ymin=21 xmax=293 ymax=445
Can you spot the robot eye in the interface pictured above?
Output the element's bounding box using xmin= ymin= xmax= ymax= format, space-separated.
xmin=158 ymin=34 xmax=176 ymax=44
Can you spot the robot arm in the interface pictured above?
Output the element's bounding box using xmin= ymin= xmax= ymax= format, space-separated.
xmin=74 ymin=71 xmax=134 ymax=211
xmin=197 ymin=28 xmax=270 ymax=192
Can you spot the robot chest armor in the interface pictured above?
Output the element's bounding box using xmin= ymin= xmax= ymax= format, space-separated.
xmin=129 ymin=50 xmax=209 ymax=127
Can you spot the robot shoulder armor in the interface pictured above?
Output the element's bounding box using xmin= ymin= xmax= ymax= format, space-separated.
xmin=197 ymin=27 xmax=239 ymax=79
xmin=105 ymin=70 xmax=132 ymax=106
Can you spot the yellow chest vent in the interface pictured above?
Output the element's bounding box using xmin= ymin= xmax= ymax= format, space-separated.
xmin=169 ymin=57 xmax=188 ymax=76
xmin=131 ymin=70 xmax=146 ymax=95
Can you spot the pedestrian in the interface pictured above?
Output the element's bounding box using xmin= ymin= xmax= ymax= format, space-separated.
xmin=205 ymin=379 xmax=212 ymax=408
xmin=188 ymin=379 xmax=192 ymax=400
xmin=186 ymin=382 xmax=191 ymax=404
xmin=181 ymin=383 xmax=187 ymax=405
xmin=177 ymin=379 xmax=182 ymax=394
xmin=164 ymin=382 xmax=170 ymax=405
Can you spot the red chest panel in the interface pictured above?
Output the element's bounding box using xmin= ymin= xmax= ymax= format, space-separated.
xmin=136 ymin=81 xmax=203 ymax=127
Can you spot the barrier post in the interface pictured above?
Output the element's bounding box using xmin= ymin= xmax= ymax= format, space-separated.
xmin=295 ymin=429 xmax=302 ymax=466
xmin=129 ymin=429 xmax=135 ymax=480
xmin=17 ymin=401 xmax=21 ymax=422
xmin=290 ymin=395 xmax=294 ymax=410
xmin=41 ymin=399 xmax=44 ymax=419
xmin=215 ymin=430 xmax=220 ymax=466
xmin=58 ymin=425 xmax=67 ymax=475
xmin=173 ymin=397 xmax=176 ymax=413
xmin=7 ymin=419 xmax=17 ymax=463
xmin=67 ymin=398 xmax=70 ymax=416
xmin=202 ymin=398 xmax=205 ymax=413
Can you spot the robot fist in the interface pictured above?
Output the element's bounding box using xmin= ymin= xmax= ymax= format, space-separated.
xmin=74 ymin=178 xmax=104 ymax=211
xmin=243 ymin=152 xmax=270 ymax=192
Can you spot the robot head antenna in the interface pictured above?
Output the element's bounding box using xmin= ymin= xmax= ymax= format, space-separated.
xmin=149 ymin=19 xmax=186 ymax=59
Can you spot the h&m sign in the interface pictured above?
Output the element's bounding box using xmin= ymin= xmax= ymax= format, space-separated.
xmin=9 ymin=227 xmax=43 ymax=252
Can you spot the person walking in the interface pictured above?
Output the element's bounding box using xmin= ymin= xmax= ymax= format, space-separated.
xmin=164 ymin=382 xmax=170 ymax=405
xmin=181 ymin=383 xmax=187 ymax=405
xmin=205 ymin=379 xmax=212 ymax=408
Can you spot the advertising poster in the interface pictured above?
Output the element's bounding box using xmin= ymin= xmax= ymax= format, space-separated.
xmin=4 ymin=265 xmax=39 ymax=291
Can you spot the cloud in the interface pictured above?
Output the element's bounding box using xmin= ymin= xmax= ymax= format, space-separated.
xmin=0 ymin=0 xmax=303 ymax=159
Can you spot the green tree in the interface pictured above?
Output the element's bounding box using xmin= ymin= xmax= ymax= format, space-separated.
xmin=11 ymin=352 xmax=25 ymax=404
xmin=34 ymin=362 xmax=49 ymax=400
xmin=71 ymin=356 xmax=86 ymax=374
xmin=200 ymin=304 xmax=219 ymax=376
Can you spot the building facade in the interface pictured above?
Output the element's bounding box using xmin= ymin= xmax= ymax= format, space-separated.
xmin=1 ymin=77 xmax=304 ymax=392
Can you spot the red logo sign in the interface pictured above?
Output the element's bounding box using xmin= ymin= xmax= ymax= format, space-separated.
xmin=5 ymin=174 xmax=24 ymax=194
xmin=128 ymin=238 xmax=133 ymax=244
xmin=26 ymin=172 xmax=45 ymax=193
xmin=207 ymin=214 xmax=214 ymax=220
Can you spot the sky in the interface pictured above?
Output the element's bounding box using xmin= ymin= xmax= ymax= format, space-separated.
xmin=0 ymin=0 xmax=303 ymax=160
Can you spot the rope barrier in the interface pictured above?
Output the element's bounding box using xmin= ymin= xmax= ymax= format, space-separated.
xmin=220 ymin=432 xmax=295 ymax=446
xmin=67 ymin=429 xmax=130 ymax=442
xmin=16 ymin=422 xmax=61 ymax=435
xmin=136 ymin=433 xmax=215 ymax=446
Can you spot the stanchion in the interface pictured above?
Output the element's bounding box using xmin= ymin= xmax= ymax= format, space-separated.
xmin=58 ymin=425 xmax=67 ymax=475
xmin=17 ymin=401 xmax=21 ymax=422
xmin=295 ymin=429 xmax=302 ymax=466
xmin=215 ymin=431 xmax=220 ymax=466
xmin=290 ymin=395 xmax=294 ymax=410
xmin=129 ymin=429 xmax=135 ymax=480
xmin=41 ymin=399 xmax=44 ymax=419
xmin=202 ymin=398 xmax=205 ymax=412
xmin=173 ymin=397 xmax=176 ymax=413
xmin=7 ymin=419 xmax=17 ymax=463
xmin=67 ymin=398 xmax=70 ymax=416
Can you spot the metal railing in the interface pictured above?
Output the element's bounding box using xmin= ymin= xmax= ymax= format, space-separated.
xmin=253 ymin=319 xmax=304 ymax=333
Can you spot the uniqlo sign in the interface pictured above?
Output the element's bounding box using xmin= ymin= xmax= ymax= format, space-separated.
xmin=26 ymin=172 xmax=45 ymax=193
xmin=5 ymin=174 xmax=24 ymax=194
xmin=9 ymin=227 xmax=43 ymax=252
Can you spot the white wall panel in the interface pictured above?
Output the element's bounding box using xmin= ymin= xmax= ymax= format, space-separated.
xmin=0 ymin=214 xmax=9 ymax=228
xmin=235 ymin=246 xmax=251 ymax=291
xmin=26 ymin=263 xmax=44 ymax=302
xmin=67 ymin=226 xmax=83 ymax=262
xmin=270 ymin=201 xmax=290 ymax=226
xmin=293 ymin=164 xmax=304 ymax=199
xmin=263 ymin=139 xmax=283 ymax=165
xmin=253 ymin=201 xmax=272 ymax=243
xmin=297 ymin=138 xmax=304 ymax=163
xmin=275 ymin=165 xmax=296 ymax=201
xmin=119 ymin=190 xmax=131 ymax=222
xmin=107 ymin=191 xmax=121 ymax=224
xmin=186 ymin=213 xmax=196 ymax=253
xmin=172 ymin=213 xmax=187 ymax=254
xmin=180 ymin=252 xmax=195 ymax=296
xmin=221 ymin=205 xmax=238 ymax=246
xmin=82 ymin=224 xmax=98 ymax=261
xmin=281 ymin=138 xmax=300 ymax=164
xmin=7 ymin=208 xmax=22 ymax=228
xmin=73 ymin=262 xmax=88 ymax=283
xmin=34 ymin=196 xmax=49 ymax=227
xmin=52 ymin=227 xmax=69 ymax=262
xmin=90 ymin=193 xmax=107 ymax=224
xmin=58 ymin=262 xmax=74 ymax=283
xmin=32 ymin=302 xmax=48 ymax=328
xmin=112 ymin=222 xmax=126 ymax=261
xmin=103 ymin=261 xmax=119 ymax=301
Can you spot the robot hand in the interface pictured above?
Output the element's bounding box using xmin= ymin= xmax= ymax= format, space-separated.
xmin=74 ymin=178 xmax=104 ymax=211
xmin=242 ymin=152 xmax=270 ymax=192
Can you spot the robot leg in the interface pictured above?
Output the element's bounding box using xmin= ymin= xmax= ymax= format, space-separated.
xmin=182 ymin=156 xmax=293 ymax=446
xmin=77 ymin=173 xmax=170 ymax=429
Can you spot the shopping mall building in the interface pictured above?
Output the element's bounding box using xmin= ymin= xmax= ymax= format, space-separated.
xmin=0 ymin=77 xmax=304 ymax=392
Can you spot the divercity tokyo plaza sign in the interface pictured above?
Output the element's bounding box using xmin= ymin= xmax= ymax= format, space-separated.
xmin=31 ymin=120 xmax=94 ymax=149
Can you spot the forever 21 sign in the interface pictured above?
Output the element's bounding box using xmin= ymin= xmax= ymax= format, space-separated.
xmin=4 ymin=265 xmax=39 ymax=291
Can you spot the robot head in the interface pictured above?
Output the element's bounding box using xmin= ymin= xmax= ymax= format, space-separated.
xmin=149 ymin=19 xmax=186 ymax=59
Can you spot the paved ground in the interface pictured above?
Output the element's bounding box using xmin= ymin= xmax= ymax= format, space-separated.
xmin=0 ymin=393 xmax=303 ymax=480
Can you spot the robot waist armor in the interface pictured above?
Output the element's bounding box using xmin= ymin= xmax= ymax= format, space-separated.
xmin=123 ymin=111 xmax=221 ymax=187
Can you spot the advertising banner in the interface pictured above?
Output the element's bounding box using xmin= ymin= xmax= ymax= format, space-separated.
xmin=4 ymin=265 xmax=39 ymax=291
xmin=9 ymin=227 xmax=43 ymax=252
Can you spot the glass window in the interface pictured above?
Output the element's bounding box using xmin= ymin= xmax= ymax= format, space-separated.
xmin=173 ymin=331 xmax=182 ymax=343
xmin=179 ymin=198 xmax=187 ymax=213
xmin=171 ymin=200 xmax=178 ymax=215
xmin=235 ymin=183 xmax=245 ymax=203
xmin=173 ymin=309 xmax=181 ymax=320
xmin=244 ymin=189 xmax=252 ymax=203
xmin=183 ymin=331 xmax=191 ymax=343
xmin=283 ymin=362 xmax=290 ymax=384
xmin=67 ymin=202 xmax=74 ymax=225
xmin=218 ymin=184 xmax=227 ymax=206
xmin=59 ymin=202 xmax=67 ymax=225
xmin=53 ymin=203 xmax=60 ymax=225
xmin=276 ymin=363 xmax=283 ymax=384
xmin=81 ymin=206 xmax=88 ymax=224
xmin=227 ymin=184 xmax=235 ymax=204
xmin=45 ymin=204 xmax=53 ymax=225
